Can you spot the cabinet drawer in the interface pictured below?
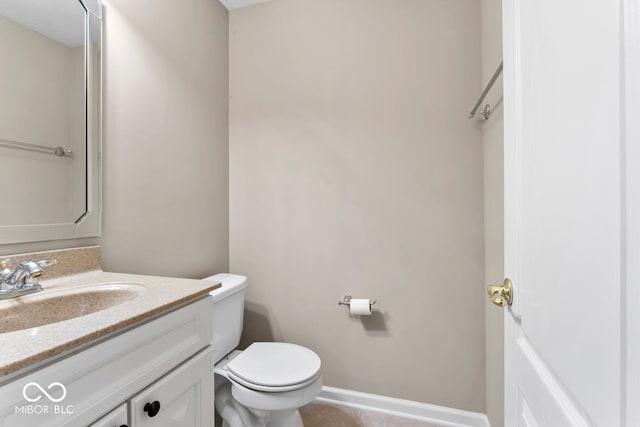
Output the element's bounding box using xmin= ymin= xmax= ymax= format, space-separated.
xmin=0 ymin=297 xmax=212 ymax=427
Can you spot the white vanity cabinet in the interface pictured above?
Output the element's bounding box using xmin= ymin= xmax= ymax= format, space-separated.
xmin=91 ymin=348 xmax=213 ymax=427
xmin=90 ymin=403 xmax=127 ymax=427
xmin=0 ymin=297 xmax=214 ymax=427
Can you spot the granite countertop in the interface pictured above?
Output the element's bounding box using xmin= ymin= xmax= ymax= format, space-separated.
xmin=0 ymin=269 xmax=219 ymax=380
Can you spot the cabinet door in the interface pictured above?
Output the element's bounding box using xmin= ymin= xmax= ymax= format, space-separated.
xmin=130 ymin=348 xmax=214 ymax=427
xmin=89 ymin=403 xmax=128 ymax=427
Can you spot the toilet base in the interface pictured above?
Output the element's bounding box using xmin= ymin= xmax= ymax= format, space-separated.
xmin=244 ymin=408 xmax=303 ymax=427
xmin=216 ymin=382 xmax=304 ymax=427
xmin=221 ymin=410 xmax=303 ymax=427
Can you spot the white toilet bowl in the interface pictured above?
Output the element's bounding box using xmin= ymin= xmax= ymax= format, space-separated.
xmin=206 ymin=274 xmax=323 ymax=427
xmin=216 ymin=381 xmax=318 ymax=427
xmin=214 ymin=344 xmax=322 ymax=427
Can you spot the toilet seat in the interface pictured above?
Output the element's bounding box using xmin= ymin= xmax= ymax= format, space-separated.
xmin=228 ymin=370 xmax=321 ymax=392
xmin=230 ymin=373 xmax=323 ymax=412
xmin=226 ymin=342 xmax=321 ymax=392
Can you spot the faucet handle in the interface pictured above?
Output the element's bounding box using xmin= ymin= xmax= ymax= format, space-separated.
xmin=0 ymin=260 xmax=11 ymax=289
xmin=36 ymin=259 xmax=57 ymax=268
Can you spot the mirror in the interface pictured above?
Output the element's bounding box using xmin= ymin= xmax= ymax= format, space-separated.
xmin=0 ymin=0 xmax=101 ymax=244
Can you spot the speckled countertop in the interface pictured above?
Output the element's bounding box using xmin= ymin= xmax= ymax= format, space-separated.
xmin=0 ymin=246 xmax=219 ymax=380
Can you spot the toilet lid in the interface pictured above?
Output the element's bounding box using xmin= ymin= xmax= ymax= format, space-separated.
xmin=226 ymin=342 xmax=321 ymax=390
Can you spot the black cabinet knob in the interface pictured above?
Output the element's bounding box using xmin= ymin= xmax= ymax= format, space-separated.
xmin=143 ymin=401 xmax=161 ymax=417
xmin=119 ymin=425 xmax=128 ymax=427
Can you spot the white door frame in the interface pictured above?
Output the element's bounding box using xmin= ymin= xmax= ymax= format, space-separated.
xmin=622 ymin=0 xmax=640 ymax=424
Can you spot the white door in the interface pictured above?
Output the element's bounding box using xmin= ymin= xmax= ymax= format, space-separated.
xmin=500 ymin=0 xmax=640 ymax=425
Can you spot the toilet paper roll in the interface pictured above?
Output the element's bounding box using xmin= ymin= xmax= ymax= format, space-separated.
xmin=349 ymin=299 xmax=372 ymax=315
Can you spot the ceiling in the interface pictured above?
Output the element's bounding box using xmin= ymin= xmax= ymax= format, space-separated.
xmin=218 ymin=0 xmax=271 ymax=11
xmin=0 ymin=0 xmax=85 ymax=47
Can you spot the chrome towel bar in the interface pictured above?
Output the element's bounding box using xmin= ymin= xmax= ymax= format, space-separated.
xmin=0 ymin=138 xmax=73 ymax=157
xmin=468 ymin=61 xmax=503 ymax=120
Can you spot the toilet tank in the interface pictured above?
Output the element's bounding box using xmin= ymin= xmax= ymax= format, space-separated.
xmin=204 ymin=273 xmax=247 ymax=364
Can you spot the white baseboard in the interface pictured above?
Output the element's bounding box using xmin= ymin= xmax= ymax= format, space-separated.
xmin=315 ymin=386 xmax=490 ymax=427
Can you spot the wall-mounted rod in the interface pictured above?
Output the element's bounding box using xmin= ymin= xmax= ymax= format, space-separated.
xmin=0 ymin=138 xmax=73 ymax=157
xmin=468 ymin=61 xmax=503 ymax=120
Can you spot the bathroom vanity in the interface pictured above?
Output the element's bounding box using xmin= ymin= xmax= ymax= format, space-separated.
xmin=0 ymin=247 xmax=218 ymax=427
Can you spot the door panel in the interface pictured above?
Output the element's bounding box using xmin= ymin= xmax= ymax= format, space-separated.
xmin=503 ymin=0 xmax=623 ymax=425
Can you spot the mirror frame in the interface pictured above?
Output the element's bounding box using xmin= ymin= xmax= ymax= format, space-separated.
xmin=0 ymin=0 xmax=102 ymax=244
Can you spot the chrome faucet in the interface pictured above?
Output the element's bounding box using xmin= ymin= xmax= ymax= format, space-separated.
xmin=0 ymin=259 xmax=57 ymax=300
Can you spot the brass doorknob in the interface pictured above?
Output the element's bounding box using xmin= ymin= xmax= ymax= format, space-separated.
xmin=487 ymin=278 xmax=513 ymax=307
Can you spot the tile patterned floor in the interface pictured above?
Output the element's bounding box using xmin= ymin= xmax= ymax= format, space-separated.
xmin=300 ymin=402 xmax=439 ymax=427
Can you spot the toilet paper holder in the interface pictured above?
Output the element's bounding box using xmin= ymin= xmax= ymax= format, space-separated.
xmin=338 ymin=295 xmax=377 ymax=308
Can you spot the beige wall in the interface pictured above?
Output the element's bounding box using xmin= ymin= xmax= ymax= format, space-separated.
xmin=99 ymin=0 xmax=229 ymax=277
xmin=229 ymin=0 xmax=485 ymax=412
xmin=0 ymin=0 xmax=496 ymax=415
xmin=481 ymin=0 xmax=504 ymax=425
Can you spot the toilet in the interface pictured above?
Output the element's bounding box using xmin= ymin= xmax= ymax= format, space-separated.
xmin=205 ymin=273 xmax=322 ymax=427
